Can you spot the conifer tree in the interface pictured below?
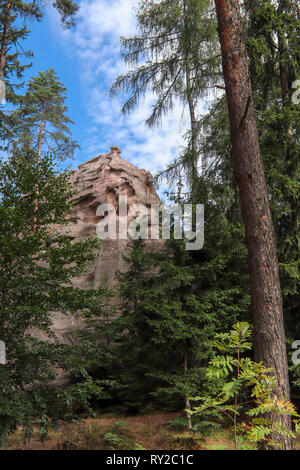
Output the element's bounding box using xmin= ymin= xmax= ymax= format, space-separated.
xmin=12 ymin=68 xmax=79 ymax=160
xmin=192 ymin=2 xmax=299 ymax=403
xmin=0 ymin=1 xmax=79 ymax=147
xmin=97 ymin=235 xmax=244 ymax=426
xmin=0 ymin=0 xmax=79 ymax=79
xmin=0 ymin=2 xmax=34 ymax=147
xmin=12 ymin=69 xmax=79 ymax=229
xmin=214 ymin=0 xmax=292 ymax=449
xmin=245 ymin=0 xmax=300 ymax=346
xmin=110 ymin=0 xmax=220 ymax=184
xmin=0 ymin=1 xmax=40 ymax=82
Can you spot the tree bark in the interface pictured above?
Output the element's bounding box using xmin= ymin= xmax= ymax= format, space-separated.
xmin=185 ymin=55 xmax=198 ymax=181
xmin=183 ymin=0 xmax=198 ymax=183
xmin=184 ymin=352 xmax=193 ymax=432
xmin=277 ymin=0 xmax=290 ymax=103
xmin=0 ymin=1 xmax=12 ymax=81
xmin=214 ymin=0 xmax=291 ymax=449
xmin=276 ymin=1 xmax=299 ymax=327
xmin=276 ymin=0 xmax=299 ymax=257
xmin=33 ymin=100 xmax=45 ymax=231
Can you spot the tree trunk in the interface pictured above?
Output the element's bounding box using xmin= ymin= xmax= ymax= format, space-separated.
xmin=277 ymin=0 xmax=290 ymax=103
xmin=0 ymin=1 xmax=12 ymax=81
xmin=185 ymin=56 xmax=198 ymax=181
xmin=33 ymin=101 xmax=45 ymax=231
xmin=214 ymin=0 xmax=291 ymax=449
xmin=183 ymin=0 xmax=198 ymax=183
xmin=276 ymin=0 xmax=299 ymax=260
xmin=183 ymin=352 xmax=193 ymax=432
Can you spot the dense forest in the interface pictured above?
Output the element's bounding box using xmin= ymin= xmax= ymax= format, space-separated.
xmin=0 ymin=0 xmax=299 ymax=452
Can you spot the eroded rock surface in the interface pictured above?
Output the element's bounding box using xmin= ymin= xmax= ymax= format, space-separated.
xmin=52 ymin=147 xmax=162 ymax=348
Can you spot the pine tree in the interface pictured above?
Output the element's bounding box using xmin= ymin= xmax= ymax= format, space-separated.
xmin=0 ymin=1 xmax=79 ymax=147
xmin=214 ymin=0 xmax=292 ymax=449
xmin=244 ymin=0 xmax=300 ymax=352
xmin=0 ymin=1 xmax=40 ymax=82
xmin=11 ymin=69 xmax=79 ymax=230
xmin=12 ymin=68 xmax=79 ymax=160
xmin=0 ymin=0 xmax=79 ymax=80
xmin=0 ymin=2 xmax=34 ymax=148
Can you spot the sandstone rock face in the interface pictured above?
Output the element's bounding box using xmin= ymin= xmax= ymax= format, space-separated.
xmin=52 ymin=147 xmax=162 ymax=347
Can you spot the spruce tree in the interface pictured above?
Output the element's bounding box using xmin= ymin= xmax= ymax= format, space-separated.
xmin=98 ymin=234 xmax=244 ymax=426
xmin=201 ymin=1 xmax=299 ymax=408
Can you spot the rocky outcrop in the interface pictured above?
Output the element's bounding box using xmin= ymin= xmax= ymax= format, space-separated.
xmin=51 ymin=147 xmax=162 ymax=347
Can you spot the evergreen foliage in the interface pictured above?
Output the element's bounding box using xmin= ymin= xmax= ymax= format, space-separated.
xmin=0 ymin=0 xmax=298 ymax=450
xmin=110 ymin=0 xmax=220 ymax=182
xmin=0 ymin=0 xmax=79 ymax=148
xmin=76 ymin=231 xmax=248 ymax=425
xmin=11 ymin=69 xmax=79 ymax=160
xmin=113 ymin=238 xmax=216 ymax=415
xmin=244 ymin=0 xmax=300 ymax=347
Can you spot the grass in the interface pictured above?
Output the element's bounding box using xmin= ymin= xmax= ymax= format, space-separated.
xmin=204 ymin=430 xmax=235 ymax=450
xmin=6 ymin=412 xmax=300 ymax=450
xmin=5 ymin=412 xmax=222 ymax=450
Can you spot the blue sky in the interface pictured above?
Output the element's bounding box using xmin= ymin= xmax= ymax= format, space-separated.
xmin=22 ymin=0 xmax=187 ymax=189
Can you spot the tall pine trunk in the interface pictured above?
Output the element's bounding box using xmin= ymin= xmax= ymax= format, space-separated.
xmin=183 ymin=0 xmax=198 ymax=184
xmin=33 ymin=100 xmax=45 ymax=231
xmin=277 ymin=0 xmax=290 ymax=103
xmin=183 ymin=352 xmax=193 ymax=432
xmin=186 ymin=54 xmax=198 ymax=182
xmin=276 ymin=0 xmax=299 ymax=262
xmin=214 ymin=0 xmax=291 ymax=449
xmin=0 ymin=1 xmax=12 ymax=81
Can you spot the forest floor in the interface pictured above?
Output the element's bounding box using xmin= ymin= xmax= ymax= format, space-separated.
xmin=5 ymin=412 xmax=300 ymax=451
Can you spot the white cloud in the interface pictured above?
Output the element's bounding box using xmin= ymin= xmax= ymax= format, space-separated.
xmin=54 ymin=0 xmax=191 ymax=197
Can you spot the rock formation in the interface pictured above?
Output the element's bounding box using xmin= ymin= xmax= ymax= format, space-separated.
xmin=51 ymin=147 xmax=162 ymax=347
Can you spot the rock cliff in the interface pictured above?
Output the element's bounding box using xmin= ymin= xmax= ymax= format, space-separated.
xmin=51 ymin=147 xmax=161 ymax=347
